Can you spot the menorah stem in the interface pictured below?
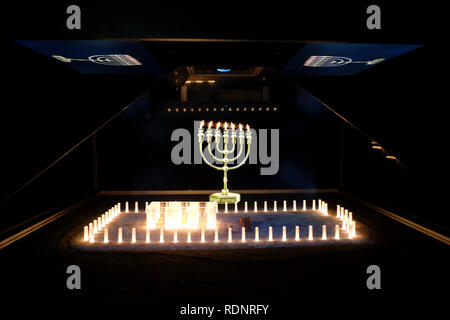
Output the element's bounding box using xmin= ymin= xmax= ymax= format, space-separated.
xmin=223 ymin=170 xmax=229 ymax=194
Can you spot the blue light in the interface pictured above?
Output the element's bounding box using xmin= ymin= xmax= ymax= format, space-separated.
xmin=217 ymin=68 xmax=231 ymax=72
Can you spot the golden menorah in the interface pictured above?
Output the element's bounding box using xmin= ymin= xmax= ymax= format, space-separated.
xmin=197 ymin=121 xmax=252 ymax=204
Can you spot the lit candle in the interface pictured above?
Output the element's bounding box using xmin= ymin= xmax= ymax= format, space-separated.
xmin=308 ymin=225 xmax=313 ymax=240
xmin=125 ymin=201 xmax=129 ymax=213
xmin=98 ymin=217 xmax=102 ymax=230
xmin=89 ymin=231 xmax=95 ymax=243
xmin=337 ymin=205 xmax=341 ymax=218
xmin=118 ymin=228 xmax=123 ymax=243
xmin=282 ymin=226 xmax=287 ymax=241
xmin=146 ymin=229 xmax=150 ymax=243
xmin=224 ymin=202 xmax=228 ymax=213
xmin=118 ymin=202 xmax=121 ymax=213
xmin=234 ymin=202 xmax=238 ymax=213
xmin=245 ymin=124 xmax=252 ymax=144
xmin=264 ymin=201 xmax=267 ymax=212
xmin=101 ymin=214 xmax=105 ymax=227
xmin=223 ymin=122 xmax=229 ymax=145
xmin=214 ymin=229 xmax=219 ymax=242
xmin=342 ymin=218 xmax=347 ymax=230
xmin=352 ymin=221 xmax=356 ymax=237
xmin=201 ymin=228 xmax=205 ymax=243
xmin=273 ymin=201 xmax=277 ymax=212
xmin=244 ymin=201 xmax=248 ymax=212
xmin=187 ymin=230 xmax=192 ymax=243
xmin=238 ymin=123 xmax=245 ymax=145
xmin=322 ymin=225 xmax=327 ymax=240
xmin=93 ymin=220 xmax=98 ymax=233
xmin=104 ymin=228 xmax=108 ymax=243
xmin=303 ymin=200 xmax=306 ymax=211
xmin=293 ymin=200 xmax=297 ymax=211
xmin=132 ymin=228 xmax=136 ymax=243
xmin=312 ymin=200 xmax=316 ymax=211
xmin=283 ymin=200 xmax=287 ymax=212
xmin=83 ymin=226 xmax=89 ymax=241
xmin=295 ymin=225 xmax=300 ymax=241
xmin=318 ymin=199 xmax=322 ymax=212
xmin=228 ymin=227 xmax=232 ymax=243
xmin=231 ymin=122 xmax=237 ymax=144
xmin=255 ymin=226 xmax=259 ymax=242
xmin=241 ymin=227 xmax=246 ymax=242
xmin=325 ymin=203 xmax=328 ymax=215
xmin=269 ymin=226 xmax=273 ymax=241
xmin=206 ymin=121 xmax=213 ymax=143
xmin=335 ymin=225 xmax=340 ymax=240
xmin=160 ymin=227 xmax=164 ymax=243
xmin=349 ymin=212 xmax=353 ymax=225
xmin=135 ymin=201 xmax=138 ymax=213
xmin=173 ymin=230 xmax=178 ymax=243
xmin=340 ymin=207 xmax=344 ymax=220
xmin=254 ymin=201 xmax=257 ymax=212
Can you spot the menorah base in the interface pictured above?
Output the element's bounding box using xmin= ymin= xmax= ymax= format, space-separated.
xmin=209 ymin=192 xmax=240 ymax=204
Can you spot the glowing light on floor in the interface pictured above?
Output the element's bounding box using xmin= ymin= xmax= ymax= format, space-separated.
xmin=242 ymin=227 xmax=246 ymax=242
xmin=282 ymin=226 xmax=287 ymax=241
xmin=322 ymin=225 xmax=327 ymax=240
xmin=308 ymin=225 xmax=313 ymax=240
xmin=83 ymin=226 xmax=88 ymax=241
xmin=264 ymin=201 xmax=267 ymax=212
xmin=295 ymin=225 xmax=300 ymax=241
xmin=255 ymin=226 xmax=259 ymax=242
xmin=269 ymin=226 xmax=273 ymax=241
xmin=146 ymin=229 xmax=150 ymax=243
xmin=228 ymin=227 xmax=232 ymax=243
xmin=118 ymin=228 xmax=123 ymax=243
xmin=335 ymin=225 xmax=340 ymax=239
xmin=293 ymin=200 xmax=297 ymax=211
xmin=104 ymin=228 xmax=108 ymax=243
xmin=273 ymin=201 xmax=277 ymax=212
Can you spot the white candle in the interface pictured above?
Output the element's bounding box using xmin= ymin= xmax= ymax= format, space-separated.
xmin=308 ymin=225 xmax=313 ymax=240
xmin=173 ymin=230 xmax=178 ymax=243
xmin=293 ymin=200 xmax=297 ymax=211
xmin=255 ymin=227 xmax=259 ymax=242
xmin=264 ymin=201 xmax=267 ymax=212
xmin=303 ymin=200 xmax=306 ymax=211
xmin=118 ymin=202 xmax=121 ymax=213
xmin=89 ymin=230 xmax=95 ymax=243
xmin=131 ymin=228 xmax=136 ymax=243
xmin=97 ymin=218 xmax=102 ymax=230
xmin=352 ymin=222 xmax=356 ymax=237
xmin=318 ymin=199 xmax=322 ymax=211
xmin=228 ymin=227 xmax=232 ymax=243
xmin=118 ymin=228 xmax=122 ymax=243
xmin=349 ymin=212 xmax=353 ymax=225
xmin=295 ymin=225 xmax=300 ymax=241
xmin=93 ymin=220 xmax=98 ymax=233
xmin=282 ymin=226 xmax=287 ymax=241
xmin=214 ymin=229 xmax=219 ymax=242
xmin=234 ymin=202 xmax=238 ymax=213
xmin=201 ymin=228 xmax=205 ymax=243
xmin=312 ymin=200 xmax=316 ymax=211
xmin=135 ymin=201 xmax=138 ymax=213
xmin=125 ymin=201 xmax=129 ymax=213
xmin=269 ymin=226 xmax=273 ymax=241
xmin=146 ymin=229 xmax=150 ymax=243
xmin=335 ymin=225 xmax=340 ymax=239
xmin=187 ymin=230 xmax=192 ymax=243
xmin=273 ymin=201 xmax=277 ymax=212
xmin=242 ymin=227 xmax=246 ymax=242
xmin=283 ymin=200 xmax=287 ymax=212
xmin=244 ymin=201 xmax=248 ymax=212
xmin=104 ymin=228 xmax=108 ymax=243
xmin=341 ymin=207 xmax=344 ymax=220
xmin=322 ymin=225 xmax=327 ymax=240
xmin=159 ymin=227 xmax=164 ymax=243
xmin=83 ymin=226 xmax=89 ymax=241
xmin=337 ymin=205 xmax=341 ymax=218
xmin=101 ymin=214 xmax=105 ymax=227
xmin=225 ymin=202 xmax=228 ymax=213
xmin=342 ymin=219 xmax=347 ymax=230
xmin=254 ymin=201 xmax=258 ymax=212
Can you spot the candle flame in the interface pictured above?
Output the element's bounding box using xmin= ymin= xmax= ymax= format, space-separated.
xmin=239 ymin=123 xmax=243 ymax=130
xmin=208 ymin=121 xmax=213 ymax=129
xmin=200 ymin=120 xmax=205 ymax=128
xmin=224 ymin=122 xmax=228 ymax=130
xmin=216 ymin=122 xmax=221 ymax=129
xmin=231 ymin=122 xmax=235 ymax=130
xmin=246 ymin=124 xmax=250 ymax=131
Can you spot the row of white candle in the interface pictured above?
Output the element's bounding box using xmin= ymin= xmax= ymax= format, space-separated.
xmin=221 ymin=199 xmax=329 ymax=215
xmin=336 ymin=204 xmax=355 ymax=233
xmin=84 ymin=202 xmax=123 ymax=243
xmin=84 ymin=223 xmax=356 ymax=244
